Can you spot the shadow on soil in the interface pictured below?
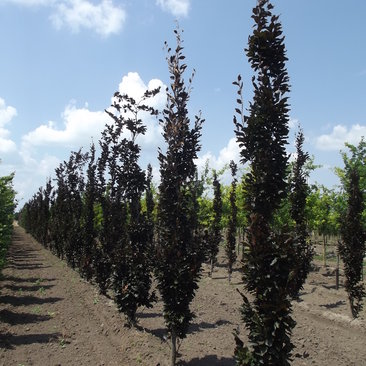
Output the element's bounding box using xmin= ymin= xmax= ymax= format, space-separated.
xmin=0 ymin=295 xmax=63 ymax=307
xmin=137 ymin=312 xmax=161 ymax=319
xmin=5 ymin=238 xmax=46 ymax=266
xmin=178 ymin=355 xmax=235 ymax=365
xmin=0 ymin=309 xmax=52 ymax=325
xmin=209 ymin=276 xmax=243 ymax=284
xmin=136 ymin=325 xmax=167 ymax=341
xmin=0 ymin=332 xmax=61 ymax=350
xmin=322 ymin=284 xmax=344 ymax=290
xmin=320 ymin=300 xmax=346 ymax=309
xmin=0 ymin=275 xmax=56 ymax=283
xmin=139 ymin=319 xmax=233 ymax=342
xmin=3 ymin=284 xmax=55 ymax=292
xmin=5 ymin=264 xmax=52 ymax=270
xmin=213 ymin=262 xmax=241 ymax=273
xmin=190 ymin=320 xmax=232 ymax=333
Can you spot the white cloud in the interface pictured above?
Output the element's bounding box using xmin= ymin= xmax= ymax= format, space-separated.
xmin=10 ymin=154 xmax=60 ymax=205
xmin=0 ymin=98 xmax=17 ymax=126
xmin=22 ymin=103 xmax=109 ymax=147
xmin=17 ymin=72 xmax=166 ymax=202
xmin=22 ymin=72 xmax=165 ymax=151
xmin=19 ymin=102 xmax=109 ymax=203
xmin=50 ymin=0 xmax=126 ymax=37
xmin=0 ymin=136 xmax=17 ymax=154
xmin=3 ymin=0 xmax=126 ymax=37
xmin=315 ymin=124 xmax=366 ymax=151
xmin=289 ymin=118 xmax=298 ymax=130
xmin=2 ymin=0 xmax=55 ymax=6
xmin=117 ymin=72 xmax=166 ymax=110
xmin=195 ymin=137 xmax=241 ymax=184
xmin=156 ymin=0 xmax=190 ymax=17
xmin=196 ymin=137 xmax=241 ymax=172
xmin=0 ymin=98 xmax=17 ymax=154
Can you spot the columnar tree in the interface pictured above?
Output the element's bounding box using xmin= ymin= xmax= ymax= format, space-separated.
xmin=104 ymin=86 xmax=160 ymax=325
xmin=63 ymin=150 xmax=88 ymax=269
xmin=145 ymin=164 xmax=155 ymax=221
xmin=145 ymin=164 xmax=155 ymax=255
xmin=155 ymin=28 xmax=205 ymax=366
xmin=81 ymin=143 xmax=97 ymax=281
xmin=52 ymin=161 xmax=69 ymax=259
xmin=289 ymin=129 xmax=313 ymax=296
xmin=22 ymin=180 xmax=54 ymax=250
xmin=233 ymin=1 xmax=308 ymax=364
xmin=207 ymin=170 xmax=223 ymax=277
xmin=226 ymin=160 xmax=237 ymax=283
xmin=24 ymin=189 xmax=44 ymax=243
xmin=24 ymin=183 xmax=52 ymax=248
xmin=45 ymin=150 xmax=87 ymax=264
xmin=41 ymin=179 xmax=53 ymax=248
xmin=94 ymin=121 xmax=126 ymax=295
xmin=339 ymin=162 xmax=366 ymax=318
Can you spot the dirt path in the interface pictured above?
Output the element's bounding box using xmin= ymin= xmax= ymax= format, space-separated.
xmin=1 ymin=226 xmax=366 ymax=366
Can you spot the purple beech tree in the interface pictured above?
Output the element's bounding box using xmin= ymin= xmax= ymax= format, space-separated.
xmin=81 ymin=143 xmax=98 ymax=281
xmin=289 ymin=129 xmax=313 ymax=298
xmin=102 ymin=86 xmax=160 ymax=325
xmin=233 ymin=1 xmax=312 ymax=364
xmin=155 ymin=28 xmax=206 ymax=366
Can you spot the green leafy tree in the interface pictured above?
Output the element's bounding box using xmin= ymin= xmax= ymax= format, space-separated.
xmin=155 ymin=28 xmax=206 ymax=366
xmin=0 ymin=172 xmax=16 ymax=273
xmin=336 ymin=137 xmax=366 ymax=224
xmin=236 ymin=175 xmax=249 ymax=258
xmin=338 ymin=150 xmax=366 ymax=318
xmin=233 ymin=1 xmax=308 ymax=364
xmin=195 ymin=161 xmax=213 ymax=228
xmin=306 ymin=185 xmax=340 ymax=265
xmin=336 ymin=138 xmax=366 ymax=191
xmin=226 ymin=160 xmax=237 ymax=283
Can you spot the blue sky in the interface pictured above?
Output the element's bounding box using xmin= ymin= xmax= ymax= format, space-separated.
xmin=0 ymin=0 xmax=366 ymax=206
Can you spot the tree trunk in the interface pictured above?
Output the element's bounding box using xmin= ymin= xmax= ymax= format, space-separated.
xmin=336 ymin=253 xmax=340 ymax=290
xmin=241 ymin=233 xmax=246 ymax=262
xmin=323 ymin=235 xmax=327 ymax=267
xmin=170 ymin=329 xmax=177 ymax=366
xmin=209 ymin=258 xmax=214 ymax=278
xmin=237 ymin=228 xmax=241 ymax=256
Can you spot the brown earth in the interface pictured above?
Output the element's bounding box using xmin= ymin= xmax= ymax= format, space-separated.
xmin=0 ymin=225 xmax=366 ymax=366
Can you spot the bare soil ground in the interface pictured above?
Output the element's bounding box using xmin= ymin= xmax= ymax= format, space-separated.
xmin=1 ymin=226 xmax=365 ymax=366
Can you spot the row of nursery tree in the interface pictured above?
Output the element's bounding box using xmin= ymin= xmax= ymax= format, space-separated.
xmin=18 ymin=1 xmax=365 ymax=365
xmin=0 ymin=171 xmax=15 ymax=274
